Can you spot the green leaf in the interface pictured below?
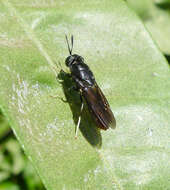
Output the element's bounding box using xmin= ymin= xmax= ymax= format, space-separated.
xmin=127 ymin=0 xmax=170 ymax=54
xmin=155 ymin=0 xmax=170 ymax=5
xmin=0 ymin=0 xmax=170 ymax=189
xmin=23 ymin=160 xmax=46 ymax=190
xmin=0 ymin=110 xmax=10 ymax=139
xmin=5 ymin=138 xmax=25 ymax=175
xmin=0 ymin=182 xmax=19 ymax=190
xmin=0 ymin=137 xmax=25 ymax=182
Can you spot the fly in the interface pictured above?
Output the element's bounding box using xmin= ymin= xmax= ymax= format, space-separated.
xmin=64 ymin=35 xmax=116 ymax=138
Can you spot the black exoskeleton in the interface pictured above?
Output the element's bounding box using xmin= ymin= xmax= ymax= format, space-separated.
xmin=65 ymin=54 xmax=95 ymax=89
xmin=64 ymin=35 xmax=116 ymax=137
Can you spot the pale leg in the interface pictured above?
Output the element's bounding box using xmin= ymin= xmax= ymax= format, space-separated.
xmin=75 ymin=96 xmax=84 ymax=138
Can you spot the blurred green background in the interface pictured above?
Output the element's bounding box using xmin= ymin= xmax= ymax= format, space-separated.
xmin=0 ymin=0 xmax=170 ymax=189
xmin=0 ymin=110 xmax=45 ymax=190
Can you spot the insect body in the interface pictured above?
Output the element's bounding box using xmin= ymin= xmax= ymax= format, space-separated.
xmin=65 ymin=35 xmax=116 ymax=137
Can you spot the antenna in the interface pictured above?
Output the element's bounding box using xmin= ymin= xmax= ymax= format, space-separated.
xmin=65 ymin=35 xmax=74 ymax=55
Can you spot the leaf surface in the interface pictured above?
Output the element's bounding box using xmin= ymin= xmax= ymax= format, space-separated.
xmin=0 ymin=0 xmax=170 ymax=189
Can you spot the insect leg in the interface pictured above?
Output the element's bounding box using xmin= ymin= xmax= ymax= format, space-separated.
xmin=49 ymin=95 xmax=67 ymax=102
xmin=54 ymin=61 xmax=66 ymax=83
xmin=68 ymin=85 xmax=78 ymax=92
xmin=75 ymin=94 xmax=84 ymax=139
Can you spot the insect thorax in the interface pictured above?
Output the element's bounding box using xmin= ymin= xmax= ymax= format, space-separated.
xmin=71 ymin=62 xmax=95 ymax=88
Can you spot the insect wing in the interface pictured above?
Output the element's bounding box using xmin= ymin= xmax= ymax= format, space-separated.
xmin=83 ymin=83 xmax=116 ymax=130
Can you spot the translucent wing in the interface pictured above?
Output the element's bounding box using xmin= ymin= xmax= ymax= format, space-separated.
xmin=82 ymin=83 xmax=116 ymax=130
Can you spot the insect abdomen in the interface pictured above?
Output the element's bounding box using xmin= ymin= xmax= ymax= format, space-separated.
xmin=82 ymin=84 xmax=116 ymax=130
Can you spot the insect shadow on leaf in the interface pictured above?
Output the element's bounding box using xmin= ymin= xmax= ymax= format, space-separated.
xmin=164 ymin=54 xmax=170 ymax=65
xmin=57 ymin=70 xmax=102 ymax=148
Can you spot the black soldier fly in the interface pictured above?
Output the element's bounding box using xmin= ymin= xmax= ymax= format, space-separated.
xmin=64 ymin=35 xmax=116 ymax=138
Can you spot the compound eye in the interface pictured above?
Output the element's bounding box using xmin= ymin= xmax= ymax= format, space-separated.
xmin=65 ymin=56 xmax=74 ymax=67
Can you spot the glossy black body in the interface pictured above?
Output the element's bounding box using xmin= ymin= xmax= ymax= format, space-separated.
xmin=65 ymin=54 xmax=116 ymax=130
xmin=66 ymin=54 xmax=95 ymax=89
